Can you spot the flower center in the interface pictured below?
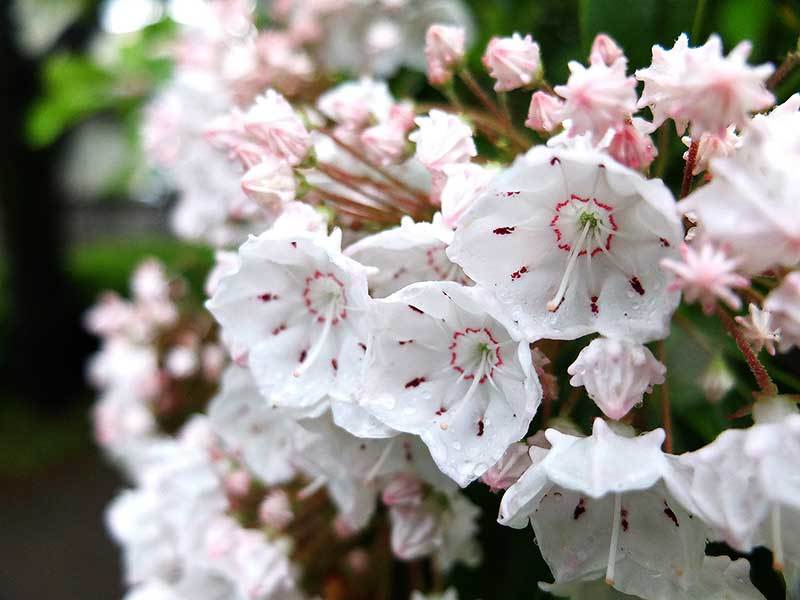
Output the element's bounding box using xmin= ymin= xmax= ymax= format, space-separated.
xmin=449 ymin=327 xmax=503 ymax=383
xmin=303 ymin=271 xmax=347 ymax=324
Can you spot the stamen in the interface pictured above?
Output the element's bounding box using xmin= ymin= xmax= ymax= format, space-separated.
xmin=298 ymin=475 xmax=327 ymax=499
xmin=771 ymin=504 xmax=784 ymax=571
xmin=605 ymin=493 xmax=622 ymax=585
xmin=366 ymin=439 xmax=396 ymax=482
xmin=548 ymin=222 xmax=591 ymax=311
xmin=293 ymin=305 xmax=335 ymax=377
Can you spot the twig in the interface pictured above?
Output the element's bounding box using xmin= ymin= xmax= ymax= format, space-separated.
xmin=716 ymin=306 xmax=778 ymax=396
xmin=680 ymin=139 xmax=699 ymax=198
xmin=767 ymin=52 xmax=800 ymax=90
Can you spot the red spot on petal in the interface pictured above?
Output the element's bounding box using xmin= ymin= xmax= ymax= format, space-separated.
xmin=663 ymin=502 xmax=679 ymax=527
xmin=258 ymin=293 xmax=278 ymax=302
xmin=398 ymin=339 xmax=414 ymax=345
xmin=493 ymin=226 xmax=515 ymax=235
xmin=272 ymin=323 xmax=287 ymax=335
xmin=358 ymin=342 xmax=367 ymax=352
xmin=659 ymin=237 xmax=671 ymax=247
xmin=477 ymin=419 xmax=484 ymax=437
xmin=510 ymin=266 xmax=528 ymax=280
xmin=630 ymin=276 xmax=645 ymax=295
xmin=405 ymin=377 xmax=426 ymax=389
xmin=550 ymin=156 xmax=560 ymax=165
xmin=590 ymin=295 xmax=599 ymax=315
xmin=299 ymin=349 xmax=307 ymax=363
xmin=573 ymin=498 xmax=586 ymax=520
xmin=331 ymin=359 xmax=338 ymax=371
xmin=621 ymin=508 xmax=629 ymax=532
xmin=290 ymin=241 xmax=297 ymax=248
xmin=435 ymin=407 xmax=447 ymax=416
xmin=408 ymin=304 xmax=424 ymax=314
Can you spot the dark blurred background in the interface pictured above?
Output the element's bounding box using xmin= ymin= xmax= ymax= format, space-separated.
xmin=1 ymin=1 xmax=800 ymax=598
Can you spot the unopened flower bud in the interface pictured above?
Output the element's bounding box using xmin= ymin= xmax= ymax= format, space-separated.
xmin=700 ymin=355 xmax=735 ymax=404
xmin=224 ymin=468 xmax=252 ymax=498
xmin=241 ymin=157 xmax=296 ymax=211
xmin=425 ymin=24 xmax=466 ymax=85
xmin=481 ymin=442 xmax=531 ymax=492
xmin=482 ymin=33 xmax=542 ymax=92
xmin=525 ymin=91 xmax=563 ymax=133
xmin=389 ymin=505 xmax=442 ymax=560
xmin=590 ymin=33 xmax=625 ymax=66
xmin=259 ymin=490 xmax=294 ymax=530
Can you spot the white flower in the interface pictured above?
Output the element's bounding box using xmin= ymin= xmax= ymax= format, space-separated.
xmin=499 ymin=419 xmax=707 ymax=598
xmin=208 ymin=365 xmax=309 ymax=486
xmin=361 ymin=281 xmax=541 ymax=486
xmin=409 ymin=110 xmax=476 ymax=172
xmin=555 ymin=57 xmax=637 ymax=140
xmin=425 ymin=24 xmax=465 ymax=85
xmin=240 ymin=157 xmax=296 ymax=213
xmin=206 ymin=229 xmax=370 ymax=419
xmin=636 ymin=34 xmax=774 ymax=135
xmin=525 ymin=91 xmax=564 ymax=134
xmin=344 ymin=215 xmax=467 ymax=298
xmin=764 ymin=272 xmax=800 ymax=353
xmin=660 ymin=242 xmax=748 ymax=315
xmin=447 ymin=146 xmax=683 ymax=343
xmin=735 ymin=303 xmax=780 ymax=355
xmin=482 ymin=33 xmax=542 ymax=92
xmin=243 ymin=90 xmax=311 ymax=165
xmin=678 ymin=397 xmax=800 ymax=571
xmin=678 ymin=96 xmax=800 ymax=274
xmin=568 ymin=337 xmax=665 ymax=420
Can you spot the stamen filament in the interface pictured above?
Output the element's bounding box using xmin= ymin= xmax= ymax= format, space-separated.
xmin=606 ymin=493 xmax=622 ymax=585
xmin=298 ymin=475 xmax=327 ymax=499
xmin=771 ymin=504 xmax=784 ymax=571
xmin=366 ymin=439 xmax=396 ymax=482
xmin=548 ymin=222 xmax=591 ymax=311
xmin=294 ymin=304 xmax=336 ymax=377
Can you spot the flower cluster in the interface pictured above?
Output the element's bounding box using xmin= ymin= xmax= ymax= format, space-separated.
xmin=88 ymin=5 xmax=800 ymax=599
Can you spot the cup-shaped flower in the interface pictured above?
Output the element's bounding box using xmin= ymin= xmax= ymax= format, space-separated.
xmin=447 ymin=146 xmax=682 ymax=343
xmin=361 ymin=281 xmax=541 ymax=487
xmin=206 ymin=229 xmax=370 ymax=419
xmin=499 ymin=419 xmax=707 ymax=598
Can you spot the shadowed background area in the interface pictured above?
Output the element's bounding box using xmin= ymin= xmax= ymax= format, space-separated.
xmin=1 ymin=0 xmax=800 ymax=598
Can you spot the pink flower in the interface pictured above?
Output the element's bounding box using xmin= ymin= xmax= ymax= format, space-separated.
xmin=482 ymin=33 xmax=542 ymax=92
xmin=243 ymin=90 xmax=311 ymax=165
xmin=480 ymin=442 xmax=531 ymax=492
xmin=555 ymin=57 xmax=637 ymax=140
xmin=590 ymin=33 xmax=625 ymax=66
xmin=425 ymin=24 xmax=466 ymax=85
xmin=223 ymin=469 xmax=252 ymax=498
xmin=381 ymin=473 xmax=424 ymax=507
xmin=389 ymin=505 xmax=442 ymax=560
xmin=409 ymin=110 xmax=476 ymax=172
xmin=240 ymin=156 xmax=296 ymax=212
xmin=636 ymin=34 xmax=774 ymax=136
xmin=608 ymin=119 xmax=657 ymax=170
xmin=735 ymin=303 xmax=780 ymax=356
xmin=660 ymin=242 xmax=749 ymax=314
xmin=524 ymin=91 xmax=564 ymax=133
xmin=361 ymin=121 xmax=409 ymax=166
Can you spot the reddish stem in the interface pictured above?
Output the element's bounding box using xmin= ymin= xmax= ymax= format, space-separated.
xmin=717 ymin=306 xmax=778 ymax=396
xmin=680 ymin=139 xmax=699 ymax=198
xmin=767 ymin=52 xmax=799 ymax=90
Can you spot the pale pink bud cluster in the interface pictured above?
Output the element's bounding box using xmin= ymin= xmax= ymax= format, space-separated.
xmin=425 ymin=24 xmax=466 ymax=85
xmin=482 ymin=33 xmax=542 ymax=91
xmin=409 ymin=110 xmax=476 ymax=172
xmin=555 ymin=55 xmax=637 ymax=140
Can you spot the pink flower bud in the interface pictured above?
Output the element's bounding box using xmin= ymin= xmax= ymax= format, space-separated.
xmin=608 ymin=121 xmax=656 ymax=170
xmin=481 ymin=442 xmax=531 ymax=492
xmin=201 ymin=343 xmax=227 ymax=381
xmin=224 ymin=469 xmax=252 ymax=498
xmin=361 ymin=122 xmax=408 ymax=166
xmin=482 ymin=33 xmax=542 ymax=92
xmin=590 ymin=34 xmax=625 ymax=66
xmin=381 ymin=473 xmax=424 ymax=507
xmin=389 ymin=505 xmax=442 ymax=560
xmin=425 ymin=24 xmax=466 ymax=85
xmin=243 ymin=90 xmax=311 ymax=166
xmin=241 ymin=156 xmax=296 ymax=211
xmin=409 ymin=110 xmax=476 ymax=172
xmin=524 ymin=91 xmax=563 ymax=133
xmin=258 ymin=490 xmax=294 ymax=530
